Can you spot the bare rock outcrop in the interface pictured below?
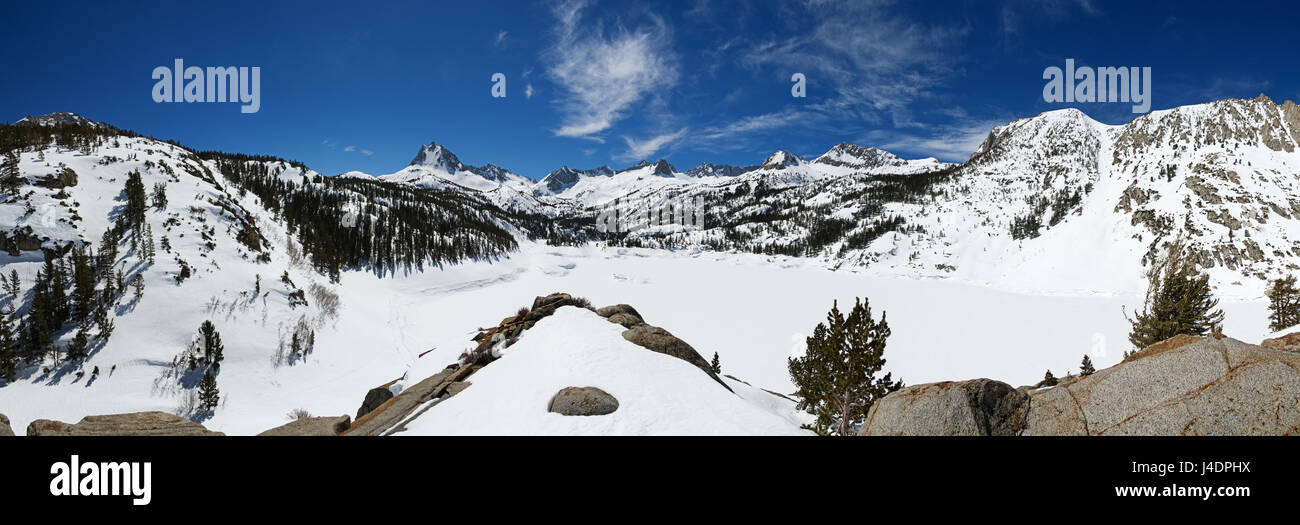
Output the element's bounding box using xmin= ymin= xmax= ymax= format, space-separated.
xmin=859 ymin=334 xmax=1300 ymax=436
xmin=1261 ymin=331 xmax=1300 ymax=352
xmin=858 ymin=378 xmax=1029 ymax=436
xmin=0 ymin=414 xmax=13 ymax=437
xmin=258 ymin=415 xmax=352 ymax=436
xmin=26 ymin=412 xmax=224 ymax=436
xmin=1024 ymin=335 xmax=1300 ymax=435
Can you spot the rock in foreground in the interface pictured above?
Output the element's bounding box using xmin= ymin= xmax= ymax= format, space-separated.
xmin=0 ymin=414 xmax=13 ymax=437
xmin=548 ymin=386 xmax=619 ymax=416
xmin=258 ymin=415 xmax=352 ymax=436
xmin=26 ymin=412 xmax=224 ymax=436
xmin=860 ymin=335 xmax=1300 ymax=436
xmin=859 ymin=378 xmax=1029 ymax=436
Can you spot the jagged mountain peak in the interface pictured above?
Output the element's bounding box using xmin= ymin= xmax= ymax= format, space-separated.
xmin=535 ymin=165 xmax=615 ymax=195
xmin=409 ymin=141 xmax=466 ymax=171
xmin=686 ymin=162 xmax=757 ymax=178
xmin=619 ymin=159 xmax=677 ymax=176
xmin=760 ymin=150 xmax=804 ymax=170
xmin=813 ymin=142 xmax=903 ymax=168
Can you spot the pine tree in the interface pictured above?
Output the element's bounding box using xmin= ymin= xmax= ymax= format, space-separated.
xmin=1 ymin=149 xmax=20 ymax=195
xmin=1266 ymin=275 xmax=1300 ymax=332
xmin=130 ymin=273 xmax=145 ymax=300
xmin=123 ymin=170 xmax=148 ymax=231
xmin=710 ymin=352 xmax=721 ymax=374
xmin=198 ymin=371 xmax=220 ymax=412
xmin=788 ymin=297 xmax=903 ymax=436
xmin=1042 ymin=369 xmax=1058 ymax=387
xmin=65 ymin=323 xmax=91 ymax=362
xmin=198 ymin=320 xmax=224 ymax=370
xmin=0 ymin=311 xmax=16 ymax=381
xmin=1080 ymin=354 xmax=1095 ymax=376
xmin=150 ymin=182 xmax=167 ymax=210
xmin=71 ymin=246 xmax=95 ymax=322
xmin=4 ymin=269 xmax=18 ymax=299
xmin=1126 ymin=236 xmax=1225 ymax=353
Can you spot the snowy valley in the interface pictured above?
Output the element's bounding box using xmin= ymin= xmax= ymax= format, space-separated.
xmin=2 ymin=95 xmax=1299 ymax=435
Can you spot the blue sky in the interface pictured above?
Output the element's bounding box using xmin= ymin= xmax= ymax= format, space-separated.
xmin=2 ymin=0 xmax=1297 ymax=179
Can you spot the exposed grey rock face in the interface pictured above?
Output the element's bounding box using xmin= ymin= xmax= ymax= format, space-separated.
xmin=861 ymin=335 xmax=1300 ymax=436
xmin=595 ymin=304 xmax=641 ymax=319
xmin=858 ymin=378 xmax=1030 ymax=436
xmin=621 ymin=324 xmax=732 ymax=392
xmin=0 ymin=414 xmax=13 ymax=437
xmin=548 ymin=387 xmax=619 ymax=416
xmin=345 ymin=365 xmax=474 ymax=436
xmin=606 ymin=313 xmax=643 ymax=328
xmin=258 ymin=415 xmax=352 ymax=436
xmin=1261 ymin=331 xmax=1300 ymax=352
xmin=1025 ymin=335 xmax=1300 ymax=435
xmin=356 ymin=386 xmax=395 ymax=420
xmin=26 ymin=412 xmax=224 ymax=436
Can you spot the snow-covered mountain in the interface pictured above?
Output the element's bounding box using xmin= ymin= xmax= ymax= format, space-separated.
xmin=13 ymin=112 xmax=100 ymax=127
xmin=813 ymin=142 xmax=948 ymax=174
xmin=374 ymin=140 xmax=534 ymax=193
xmin=7 ymin=95 xmax=1300 ymax=435
xmin=620 ymin=95 xmax=1300 ymax=296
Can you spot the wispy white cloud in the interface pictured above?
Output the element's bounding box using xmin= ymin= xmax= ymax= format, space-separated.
xmin=1000 ymin=0 xmax=1100 ymax=35
xmin=494 ymin=29 xmax=509 ymax=48
xmin=525 ymin=83 xmax=534 ymax=99
xmin=343 ymin=145 xmax=356 ymax=152
xmin=698 ymin=108 xmax=807 ymax=142
xmin=360 ymin=149 xmax=374 ymax=157
xmin=618 ymin=127 xmax=688 ymax=161
xmin=697 ymin=0 xmax=967 ymax=148
xmin=867 ymin=119 xmax=1003 ymax=163
xmin=545 ymin=0 xmax=679 ymax=139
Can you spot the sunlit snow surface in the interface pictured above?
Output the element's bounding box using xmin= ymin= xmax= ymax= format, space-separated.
xmin=0 ymin=240 xmax=1272 ymax=435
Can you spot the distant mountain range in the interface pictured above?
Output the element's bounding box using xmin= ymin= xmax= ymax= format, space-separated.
xmin=8 ymin=94 xmax=1300 ymax=296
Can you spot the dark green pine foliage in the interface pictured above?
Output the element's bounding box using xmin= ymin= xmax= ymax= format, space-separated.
xmin=196 ymin=320 xmax=224 ymax=371
xmin=710 ymin=352 xmax=721 ymax=374
xmin=1126 ymin=236 xmax=1225 ymax=353
xmin=150 ymin=182 xmax=168 ymax=210
xmin=65 ymin=323 xmax=91 ymax=363
xmin=1042 ymin=369 xmax=1058 ymax=387
xmin=71 ymin=246 xmax=96 ymax=323
xmin=198 ymin=371 xmax=220 ymax=412
xmin=788 ymin=297 xmax=902 ymax=436
xmin=1080 ymin=354 xmax=1095 ymax=376
xmin=123 ymin=170 xmax=148 ymax=231
xmin=198 ymin=152 xmax=521 ymax=282
xmin=0 ymin=311 xmax=17 ymax=380
xmin=1 ymin=149 xmax=20 ymax=195
xmin=1266 ymin=275 xmax=1300 ymax=332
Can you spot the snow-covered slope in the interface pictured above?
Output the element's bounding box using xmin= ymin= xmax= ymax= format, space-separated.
xmin=618 ymin=96 xmax=1300 ymax=297
xmin=532 ymin=159 xmax=704 ymax=206
xmin=378 ymin=141 xmax=533 ymax=193
xmin=392 ymin=306 xmax=809 ymax=435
